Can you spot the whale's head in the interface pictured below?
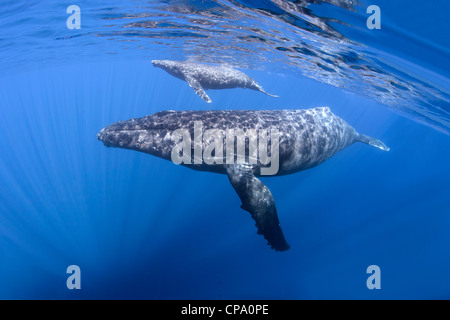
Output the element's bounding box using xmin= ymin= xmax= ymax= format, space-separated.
xmin=97 ymin=118 xmax=146 ymax=151
xmin=151 ymin=59 xmax=179 ymax=70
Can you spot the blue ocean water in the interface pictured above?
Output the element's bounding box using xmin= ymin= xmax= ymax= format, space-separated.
xmin=0 ymin=0 xmax=449 ymax=299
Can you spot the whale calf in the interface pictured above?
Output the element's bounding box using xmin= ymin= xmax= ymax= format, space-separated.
xmin=97 ymin=107 xmax=389 ymax=251
xmin=152 ymin=60 xmax=278 ymax=103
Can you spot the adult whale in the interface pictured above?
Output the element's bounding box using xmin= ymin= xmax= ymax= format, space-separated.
xmin=152 ymin=60 xmax=278 ymax=103
xmin=97 ymin=107 xmax=389 ymax=251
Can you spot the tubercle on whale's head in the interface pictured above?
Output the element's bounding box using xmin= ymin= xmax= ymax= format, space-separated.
xmin=151 ymin=59 xmax=163 ymax=67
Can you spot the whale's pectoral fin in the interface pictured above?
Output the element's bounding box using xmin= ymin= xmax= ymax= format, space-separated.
xmin=185 ymin=75 xmax=212 ymax=103
xmin=226 ymin=164 xmax=290 ymax=251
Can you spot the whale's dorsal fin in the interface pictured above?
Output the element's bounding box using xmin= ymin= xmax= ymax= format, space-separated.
xmin=226 ymin=164 xmax=290 ymax=251
xmin=184 ymin=75 xmax=212 ymax=103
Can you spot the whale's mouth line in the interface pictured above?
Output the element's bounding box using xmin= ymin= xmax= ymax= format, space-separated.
xmin=103 ymin=129 xmax=148 ymax=133
xmin=97 ymin=128 xmax=151 ymax=138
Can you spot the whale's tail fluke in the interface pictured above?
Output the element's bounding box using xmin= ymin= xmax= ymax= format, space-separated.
xmin=251 ymin=82 xmax=279 ymax=98
xmin=357 ymin=134 xmax=390 ymax=152
xmin=260 ymin=89 xmax=279 ymax=98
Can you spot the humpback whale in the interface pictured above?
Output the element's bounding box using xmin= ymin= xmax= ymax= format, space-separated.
xmin=97 ymin=107 xmax=389 ymax=251
xmin=152 ymin=60 xmax=279 ymax=103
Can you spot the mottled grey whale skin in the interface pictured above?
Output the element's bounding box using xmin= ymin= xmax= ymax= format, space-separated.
xmin=97 ymin=107 xmax=389 ymax=251
xmin=152 ymin=60 xmax=278 ymax=103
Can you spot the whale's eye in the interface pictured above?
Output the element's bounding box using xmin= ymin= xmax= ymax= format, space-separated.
xmin=135 ymin=143 xmax=140 ymax=148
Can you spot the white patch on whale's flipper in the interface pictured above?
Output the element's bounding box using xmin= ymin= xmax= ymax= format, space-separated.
xmin=185 ymin=75 xmax=212 ymax=103
xmin=226 ymin=164 xmax=290 ymax=251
